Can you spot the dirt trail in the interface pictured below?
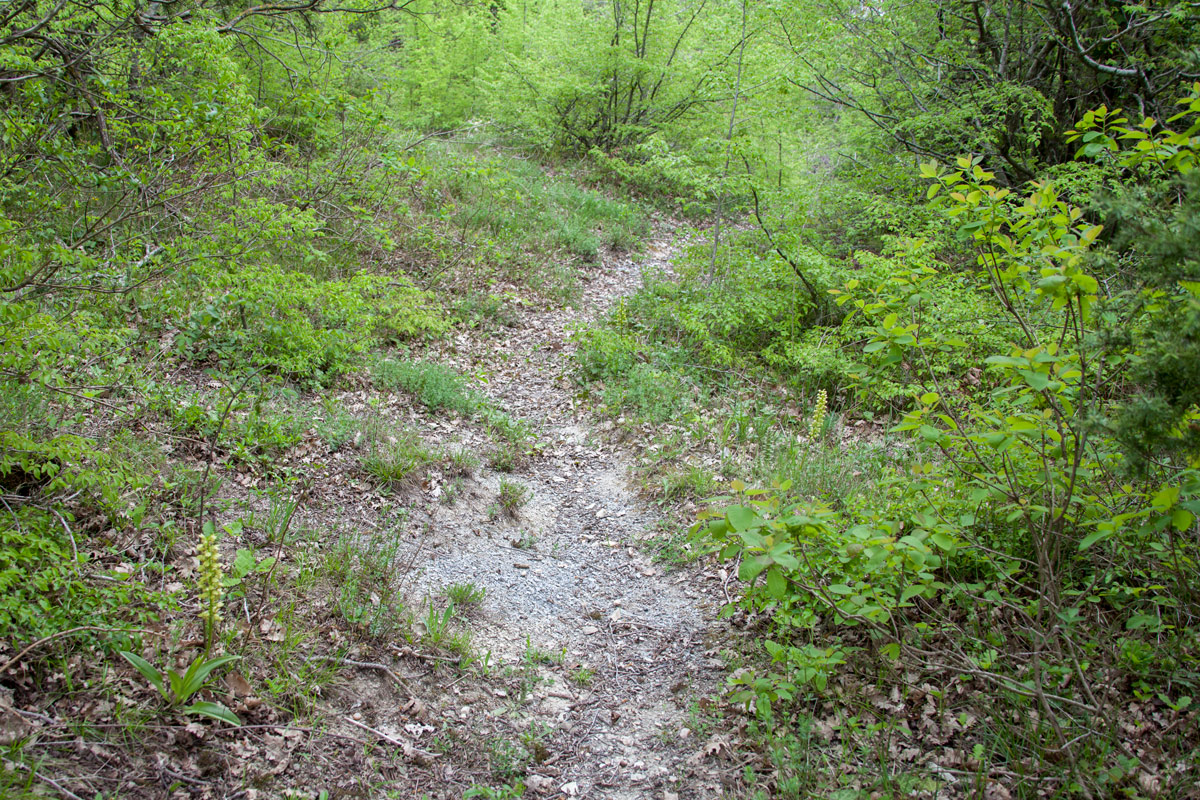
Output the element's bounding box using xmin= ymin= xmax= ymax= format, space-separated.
xmin=406 ymin=230 xmax=732 ymax=798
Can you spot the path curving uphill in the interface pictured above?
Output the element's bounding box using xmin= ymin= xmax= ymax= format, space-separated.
xmin=407 ymin=229 xmax=733 ymax=799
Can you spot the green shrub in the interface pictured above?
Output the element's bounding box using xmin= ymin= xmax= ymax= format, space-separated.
xmin=146 ymin=384 xmax=307 ymax=472
xmin=603 ymin=363 xmax=692 ymax=423
xmin=588 ymin=135 xmax=726 ymax=215
xmin=0 ymin=505 xmax=165 ymax=642
xmin=173 ymin=267 xmax=447 ymax=385
xmin=0 ymin=430 xmax=168 ymax=642
xmin=698 ymin=97 xmax=1200 ymax=792
xmin=455 ymin=293 xmax=521 ymax=330
xmin=574 ymin=326 xmax=640 ymax=383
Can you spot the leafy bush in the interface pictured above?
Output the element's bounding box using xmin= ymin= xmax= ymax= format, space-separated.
xmin=603 ymin=363 xmax=693 ymax=423
xmin=697 ymin=93 xmax=1200 ymax=793
xmin=574 ymin=326 xmax=641 ymax=383
xmin=145 ymin=384 xmax=307 ymax=472
xmin=588 ymin=135 xmax=726 ymax=214
xmin=0 ymin=430 xmax=168 ymax=641
xmin=577 ymin=231 xmax=1004 ymax=415
xmin=174 ymin=268 xmax=447 ymax=385
xmin=0 ymin=505 xmax=163 ymax=642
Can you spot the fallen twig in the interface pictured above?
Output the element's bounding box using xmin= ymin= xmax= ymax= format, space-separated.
xmin=343 ymin=716 xmax=441 ymax=765
xmin=305 ymin=655 xmax=413 ymax=694
xmin=389 ymin=643 xmax=461 ymax=664
xmin=1 ymin=757 xmax=87 ymax=800
xmin=0 ymin=626 xmax=163 ymax=676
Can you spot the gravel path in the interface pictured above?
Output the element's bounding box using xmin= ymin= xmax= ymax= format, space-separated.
xmin=405 ymin=230 xmax=734 ymax=798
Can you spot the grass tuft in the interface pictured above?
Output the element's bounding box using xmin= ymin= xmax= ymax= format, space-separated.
xmin=446 ymin=581 xmax=487 ymax=607
xmin=361 ymin=431 xmax=438 ymax=490
xmin=498 ymin=478 xmax=531 ymax=515
xmin=373 ymin=357 xmax=480 ymax=416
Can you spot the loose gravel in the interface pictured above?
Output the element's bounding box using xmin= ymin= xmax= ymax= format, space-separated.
xmin=400 ymin=228 xmax=736 ymax=798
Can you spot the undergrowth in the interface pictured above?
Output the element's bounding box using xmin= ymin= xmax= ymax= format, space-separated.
xmin=573 ymin=100 xmax=1200 ymax=796
xmin=401 ymin=137 xmax=651 ymax=302
xmin=0 ymin=101 xmax=644 ymax=794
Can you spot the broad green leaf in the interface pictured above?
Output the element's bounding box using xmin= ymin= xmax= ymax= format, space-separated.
xmin=1078 ymin=528 xmax=1114 ymax=550
xmin=725 ymin=505 xmax=758 ymax=532
xmin=930 ymin=532 xmax=955 ymax=552
xmin=739 ymin=529 xmax=767 ymax=549
xmin=232 ymin=549 xmax=255 ymax=579
xmin=1126 ymin=614 xmax=1161 ymax=631
xmin=739 ymin=557 xmax=768 ymax=582
xmin=766 ymin=567 xmax=787 ymax=599
xmin=1036 ymin=275 xmax=1067 ymax=290
xmin=1152 ymin=486 xmax=1181 ymax=510
xmin=1018 ymin=370 xmax=1050 ymax=390
xmin=918 ymin=425 xmax=943 ymax=442
xmin=119 ymin=651 xmax=166 ymax=699
xmin=769 ymin=544 xmax=799 ymax=570
xmin=1172 ymin=507 xmax=1194 ymax=531
xmin=184 ymin=701 xmax=242 ymax=726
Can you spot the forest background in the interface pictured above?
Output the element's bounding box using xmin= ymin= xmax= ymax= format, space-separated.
xmin=1 ymin=0 xmax=1199 ymax=795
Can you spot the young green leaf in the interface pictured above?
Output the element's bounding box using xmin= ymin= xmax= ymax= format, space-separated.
xmin=183 ymin=701 xmax=242 ymax=726
xmin=119 ymin=651 xmax=167 ymax=700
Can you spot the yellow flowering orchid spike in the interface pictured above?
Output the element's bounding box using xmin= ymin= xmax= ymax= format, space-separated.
xmin=198 ymin=525 xmax=224 ymax=647
xmin=809 ymin=390 xmax=828 ymax=441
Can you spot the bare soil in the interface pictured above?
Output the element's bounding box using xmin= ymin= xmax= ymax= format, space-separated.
xmin=389 ymin=231 xmax=738 ymax=798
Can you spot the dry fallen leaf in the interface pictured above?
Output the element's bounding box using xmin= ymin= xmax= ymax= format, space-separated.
xmin=401 ymin=697 xmax=429 ymax=719
xmin=525 ymin=775 xmax=555 ymax=795
xmin=225 ymin=672 xmax=253 ymax=697
xmin=403 ymin=740 xmax=440 ymax=766
xmin=984 ymin=781 xmax=1012 ymax=800
xmin=702 ymin=735 xmax=732 ymax=759
xmin=0 ymin=708 xmax=33 ymax=746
